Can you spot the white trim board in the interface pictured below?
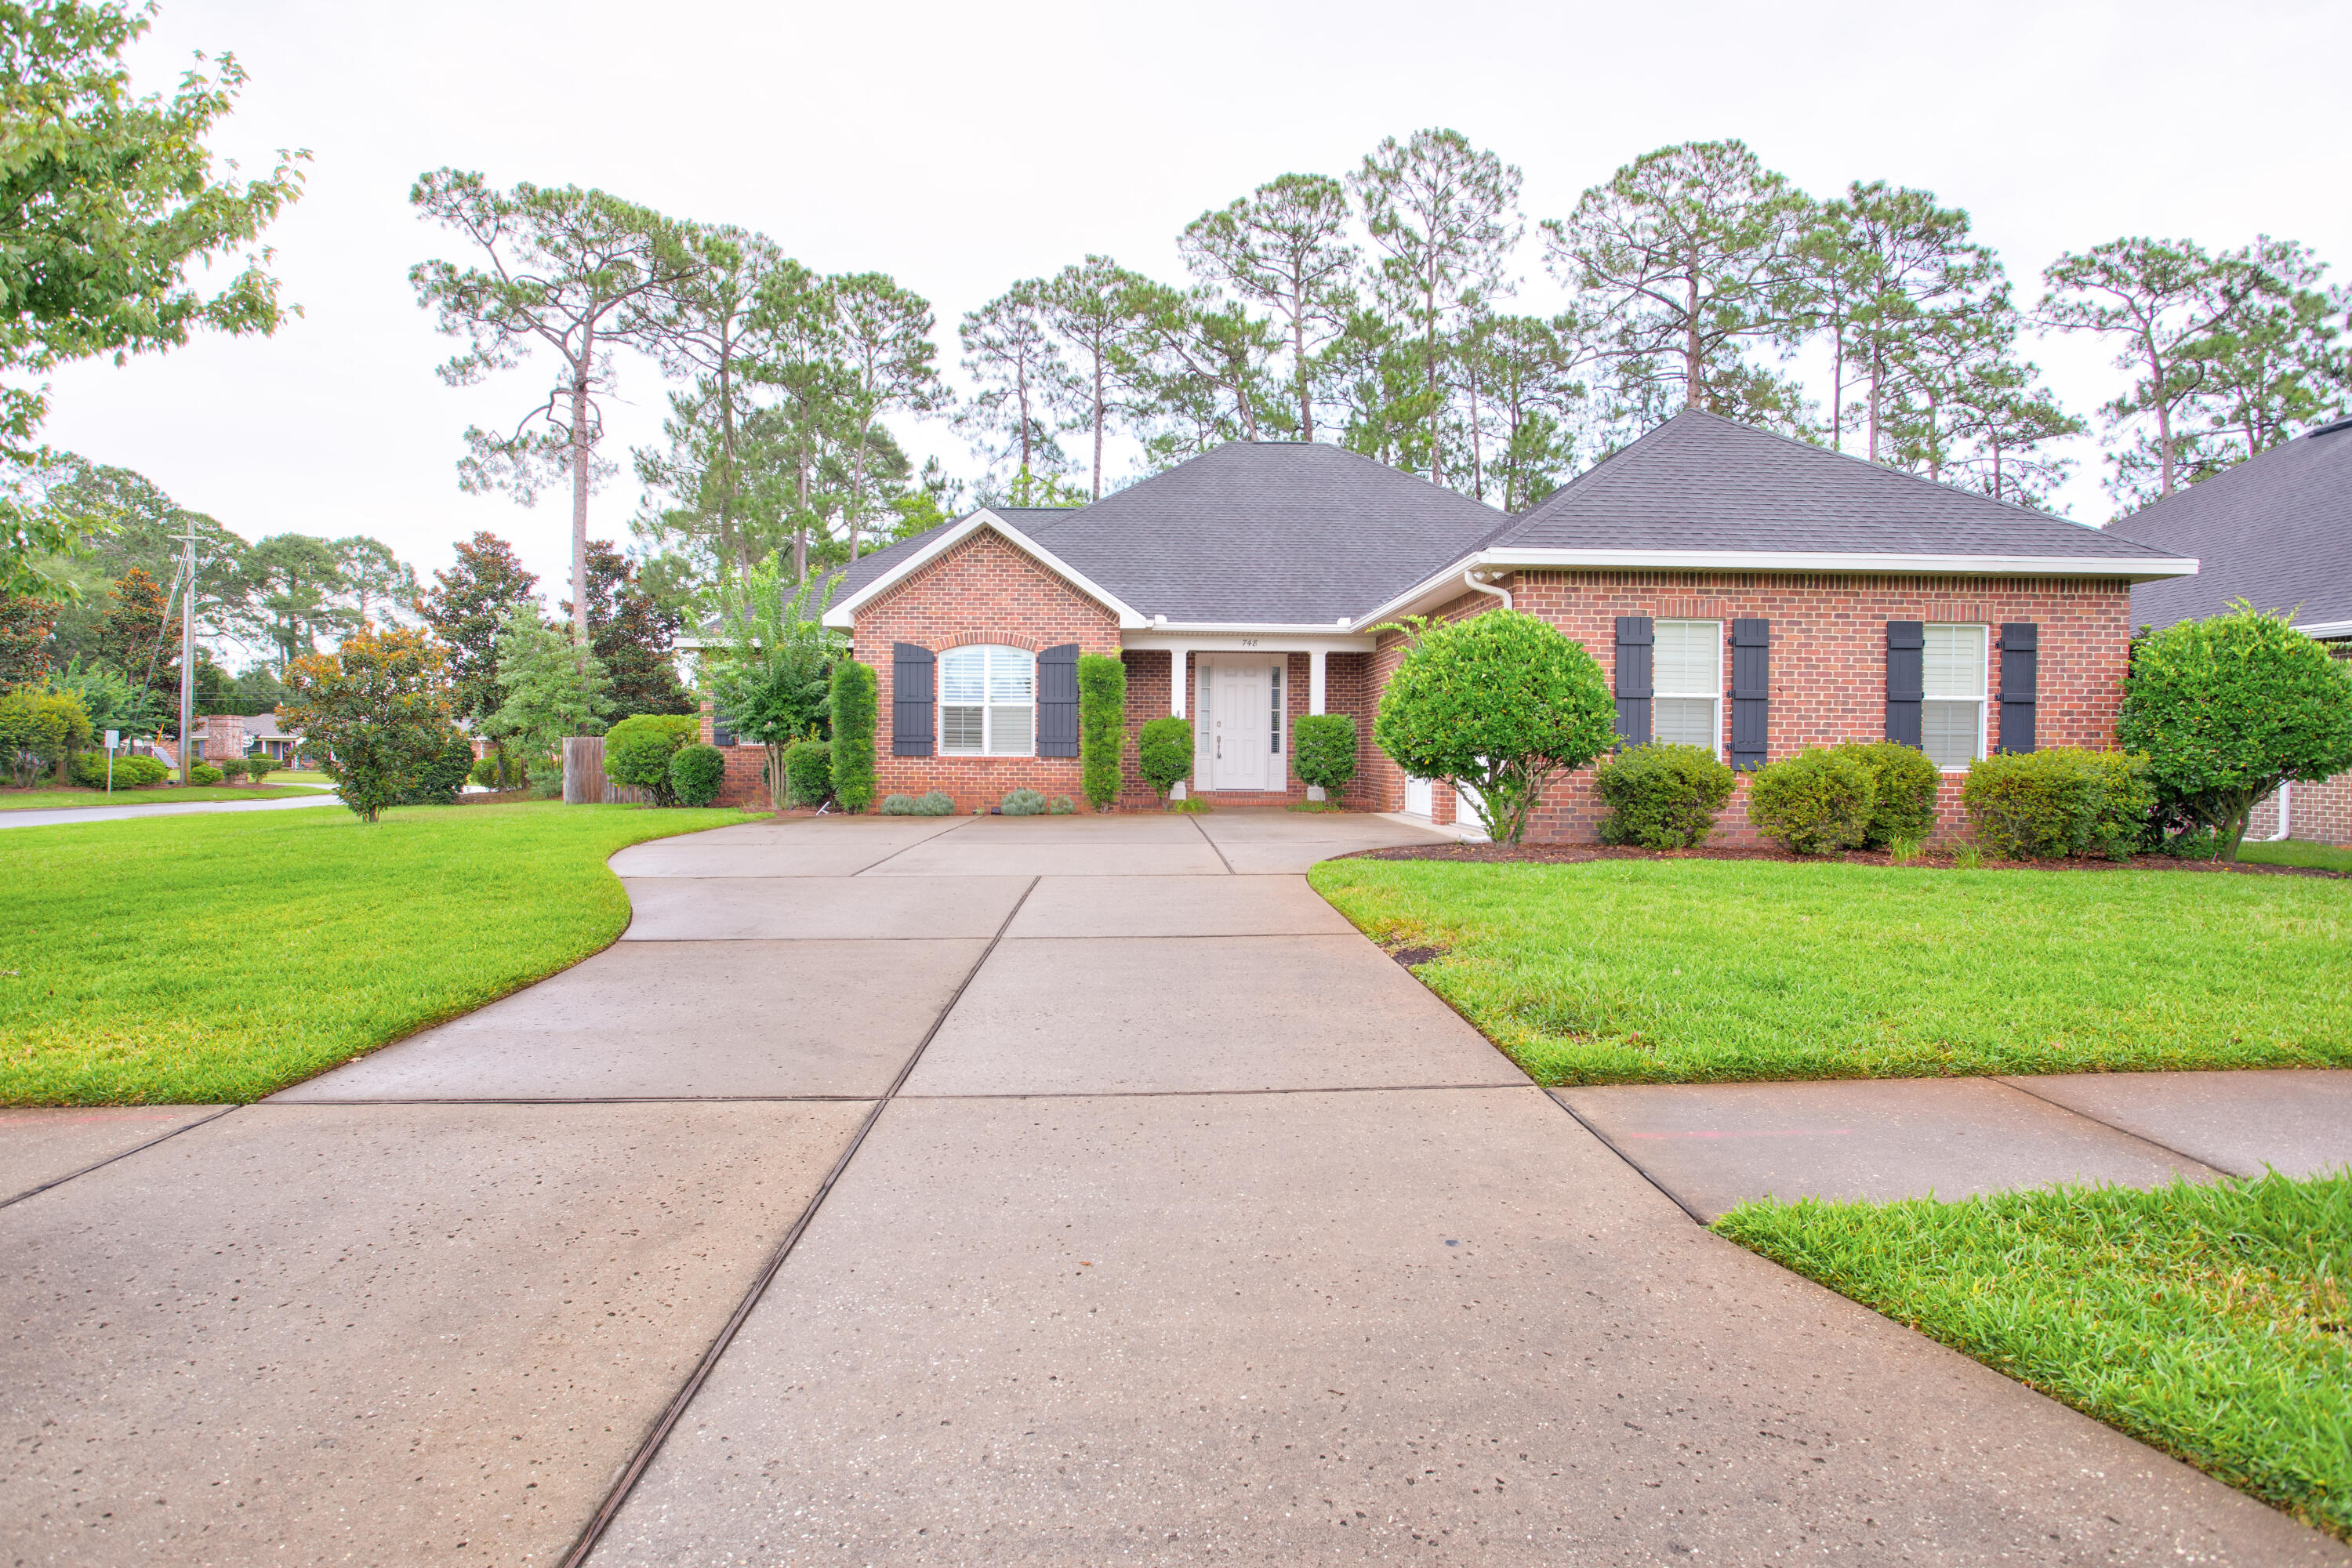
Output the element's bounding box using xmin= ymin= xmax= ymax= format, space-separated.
xmin=820 ymin=510 xmax=1150 ymax=630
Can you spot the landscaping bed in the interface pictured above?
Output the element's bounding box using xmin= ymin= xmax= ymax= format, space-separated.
xmin=1719 ymin=1174 xmax=2352 ymax=1543
xmin=1345 ymin=839 xmax=2350 ymax=878
xmin=0 ymin=800 xmax=753 ymax=1105
xmin=1305 ymin=855 xmax=2351 ymax=1083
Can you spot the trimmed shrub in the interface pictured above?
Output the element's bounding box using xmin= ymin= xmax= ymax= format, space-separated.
xmin=70 ymin=751 xmax=170 ymax=788
xmin=1594 ymin=742 xmax=1735 ymax=849
xmin=1746 ymin=747 xmax=1875 ymax=854
xmin=469 ymin=753 xmax=510 ymax=788
xmin=784 ymin=737 xmax=833 ymax=808
xmin=1001 ymin=787 xmax=1047 ymax=816
xmin=1138 ymin=715 xmax=1193 ymax=804
xmin=669 ymin=742 xmax=727 ymax=808
xmin=829 ymin=659 xmax=877 ymax=812
xmin=879 ymin=793 xmax=918 ymax=815
xmin=604 ymin=713 xmax=698 ymax=804
xmin=188 ymin=761 xmax=224 ymax=785
xmin=1292 ymin=713 xmax=1358 ymax=802
xmin=1841 ymin=740 xmax=1941 ymax=849
xmin=216 ymin=757 xmax=251 ymax=782
xmin=880 ymin=789 xmax=953 ymax=817
xmin=1049 ymin=794 xmax=1074 ymax=815
xmin=1962 ymin=747 xmax=2154 ymax=861
xmin=1076 ymin=652 xmax=1125 ymax=811
xmin=399 ymin=731 xmax=477 ymax=806
xmin=245 ymin=753 xmax=281 ymax=782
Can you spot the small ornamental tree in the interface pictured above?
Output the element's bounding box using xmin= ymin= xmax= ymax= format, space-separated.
xmin=485 ymin=604 xmax=614 ymax=780
xmin=0 ymin=687 xmax=91 ymax=787
xmin=282 ymin=626 xmax=460 ymax=822
xmin=1373 ymin=611 xmax=1615 ymax=844
xmin=2118 ymin=601 xmax=2352 ymax=861
xmin=1138 ymin=716 xmax=1193 ymax=804
xmin=700 ymin=560 xmax=840 ymax=811
xmin=1076 ymin=652 xmax=1126 ymax=810
xmin=1292 ymin=713 xmax=1359 ymax=802
xmin=829 ymin=659 xmax=877 ymax=812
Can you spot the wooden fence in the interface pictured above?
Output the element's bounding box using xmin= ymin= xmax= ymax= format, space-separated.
xmin=562 ymin=736 xmax=649 ymax=805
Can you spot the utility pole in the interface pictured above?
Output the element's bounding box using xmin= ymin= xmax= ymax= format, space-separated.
xmin=176 ymin=523 xmax=198 ymax=786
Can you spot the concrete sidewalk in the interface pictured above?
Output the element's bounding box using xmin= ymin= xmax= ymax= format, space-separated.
xmin=0 ymin=787 xmax=339 ymax=829
xmin=2 ymin=810 xmax=2343 ymax=1567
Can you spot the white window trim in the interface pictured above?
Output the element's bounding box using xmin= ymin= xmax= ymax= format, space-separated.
xmin=938 ymin=644 xmax=1036 ymax=758
xmin=1653 ymin=619 xmax=1725 ymax=758
xmin=1922 ymin=623 xmax=1988 ymax=772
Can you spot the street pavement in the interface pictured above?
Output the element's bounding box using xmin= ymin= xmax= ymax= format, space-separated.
xmin=2 ymin=810 xmax=2344 ymax=1566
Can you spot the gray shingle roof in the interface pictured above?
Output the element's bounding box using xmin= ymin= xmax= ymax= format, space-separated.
xmin=832 ymin=508 xmax=1076 ymax=604
xmin=1486 ymin=409 xmax=2182 ymax=563
xmin=2111 ymin=418 xmax=2352 ymax=632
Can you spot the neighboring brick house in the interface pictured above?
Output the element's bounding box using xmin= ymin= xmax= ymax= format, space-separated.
xmin=724 ymin=411 xmax=2195 ymax=840
xmin=2112 ymin=414 xmax=2352 ymax=847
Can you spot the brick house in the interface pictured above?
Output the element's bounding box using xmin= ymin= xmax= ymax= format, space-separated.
xmin=720 ymin=411 xmax=2194 ymax=840
xmin=2112 ymin=414 xmax=2352 ymax=846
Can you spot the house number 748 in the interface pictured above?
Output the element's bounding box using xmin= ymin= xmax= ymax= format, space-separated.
xmin=1240 ymin=638 xmax=1258 ymax=647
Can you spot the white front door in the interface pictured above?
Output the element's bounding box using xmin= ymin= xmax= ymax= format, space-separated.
xmin=1210 ymin=662 xmax=1271 ymax=791
xmin=1403 ymin=775 xmax=1432 ymax=818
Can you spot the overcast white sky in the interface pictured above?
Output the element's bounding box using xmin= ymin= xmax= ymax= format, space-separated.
xmin=39 ymin=0 xmax=2352 ymax=604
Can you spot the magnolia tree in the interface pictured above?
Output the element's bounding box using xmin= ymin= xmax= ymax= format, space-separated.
xmin=2118 ymin=601 xmax=2352 ymax=860
xmin=1373 ymin=610 xmax=1615 ymax=843
xmin=699 ymin=557 xmax=841 ymax=808
xmin=281 ymin=626 xmax=461 ymax=822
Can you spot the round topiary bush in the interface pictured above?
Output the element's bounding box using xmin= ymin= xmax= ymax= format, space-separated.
xmin=1962 ymin=747 xmax=2154 ymax=862
xmin=1292 ymin=713 xmax=1358 ymax=803
xmin=1745 ymin=747 xmax=1876 ymax=854
xmin=1001 ymin=786 xmax=1048 ymax=816
xmin=604 ymin=713 xmax=699 ymax=804
xmin=669 ymin=742 xmax=728 ymax=808
xmin=1838 ymin=740 xmax=1941 ymax=850
xmin=1138 ymin=716 xmax=1193 ymax=804
xmin=188 ymin=762 xmax=224 ymax=786
xmin=1049 ymin=794 xmax=1074 ymax=815
xmin=783 ymin=737 xmax=832 ymax=808
xmin=1593 ymin=742 xmax=1735 ymax=849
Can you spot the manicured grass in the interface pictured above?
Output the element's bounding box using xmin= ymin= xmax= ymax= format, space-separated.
xmin=1718 ymin=1175 xmax=2352 ymax=1541
xmin=0 ymin=800 xmax=754 ymax=1104
xmin=0 ymin=782 xmax=333 ymax=810
xmin=270 ymin=768 xmax=334 ymax=784
xmin=2241 ymin=840 xmax=2352 ymax=874
xmin=1305 ymin=858 xmax=2351 ymax=1083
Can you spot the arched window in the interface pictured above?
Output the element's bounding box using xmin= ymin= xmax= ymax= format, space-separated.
xmin=939 ymin=644 xmax=1034 ymax=755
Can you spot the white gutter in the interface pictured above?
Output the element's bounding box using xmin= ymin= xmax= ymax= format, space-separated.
xmin=2294 ymin=619 xmax=2352 ymax=641
xmin=1462 ymin=568 xmax=1512 ymax=610
xmin=2267 ymin=782 xmax=2292 ymax=842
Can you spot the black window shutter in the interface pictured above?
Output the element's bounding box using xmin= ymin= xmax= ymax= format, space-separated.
xmin=1886 ymin=621 xmax=1924 ymax=747
xmin=891 ymin=643 xmax=935 ymax=757
xmin=713 ymin=709 xmax=736 ymax=748
xmin=1997 ymin=622 xmax=2038 ymax=754
xmin=1729 ymin=619 xmax=1769 ymax=770
xmin=1036 ymin=643 xmax=1080 ymax=757
xmin=1613 ymin=616 xmax=1653 ymax=745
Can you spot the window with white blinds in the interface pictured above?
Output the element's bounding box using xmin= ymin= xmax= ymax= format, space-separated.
xmin=1652 ymin=620 xmax=1722 ymax=753
xmin=1921 ymin=624 xmax=1986 ymax=768
xmin=939 ymin=644 xmax=1034 ymax=756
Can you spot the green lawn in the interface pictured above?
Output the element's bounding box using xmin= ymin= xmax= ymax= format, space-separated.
xmin=1719 ymin=1174 xmax=2352 ymax=1542
xmin=0 ymin=800 xmax=753 ymax=1104
xmin=1306 ymin=858 xmax=2351 ymax=1083
xmin=0 ymin=782 xmax=334 ymax=810
xmin=2241 ymin=840 xmax=2352 ymax=874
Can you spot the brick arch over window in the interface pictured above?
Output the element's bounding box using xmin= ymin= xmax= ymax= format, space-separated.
xmin=939 ymin=630 xmax=1047 ymax=652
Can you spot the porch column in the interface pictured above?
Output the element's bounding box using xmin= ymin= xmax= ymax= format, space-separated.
xmin=1306 ymin=649 xmax=1329 ymax=800
xmin=1169 ymin=646 xmax=1188 ymax=800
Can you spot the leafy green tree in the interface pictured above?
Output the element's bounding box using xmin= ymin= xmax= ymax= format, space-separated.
xmin=1544 ymin=140 xmax=1814 ymax=431
xmin=280 ymin=625 xmax=459 ymax=822
xmin=0 ymin=1 xmax=305 ymax=593
xmin=2176 ymin=237 xmax=2349 ymax=472
xmin=1461 ymin=312 xmax=1589 ymax=510
xmin=2118 ymin=602 xmax=2352 ymax=861
xmin=1322 ymin=307 xmax=1437 ymax=474
xmin=1131 ymin=284 xmax=1279 ymax=464
xmin=415 ymin=532 xmax=537 ymax=728
xmin=833 ymin=272 xmax=948 ymax=560
xmin=237 ymin=533 xmax=354 ymax=671
xmin=1043 ymin=256 xmax=1156 ymax=499
xmin=95 ymin=565 xmax=174 ymax=705
xmin=1351 ymin=129 xmax=1523 ymax=487
xmin=2040 ymin=238 xmax=2240 ymax=503
xmin=700 ymin=557 xmax=840 ymax=806
xmin=564 ymin=541 xmax=690 ymax=717
xmin=750 ymin=260 xmax=857 ymax=582
xmin=0 ymin=684 xmax=88 ymax=785
xmin=1179 ymin=173 xmax=1359 ymax=441
xmin=18 ymin=457 xmax=241 ymax=663
xmin=1076 ymin=652 xmax=1124 ymax=810
xmin=1373 ymin=610 xmax=1614 ymax=844
xmin=957 ymin=278 xmax=1076 ymax=500
xmin=485 ymin=604 xmax=612 ymax=778
xmin=333 ymin=536 xmax=417 ymax=626
xmin=1879 ymin=292 xmax=2084 ymax=503
xmin=410 ymin=169 xmax=699 ymax=639
xmin=0 ymin=589 xmax=55 ymax=687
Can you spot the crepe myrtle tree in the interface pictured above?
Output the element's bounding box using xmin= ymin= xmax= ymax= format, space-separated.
xmin=1373 ymin=609 xmax=1614 ymax=843
xmin=2118 ymin=601 xmax=2352 ymax=861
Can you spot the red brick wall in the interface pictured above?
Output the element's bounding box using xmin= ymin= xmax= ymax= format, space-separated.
xmin=1362 ymin=570 xmax=2136 ymax=844
xmin=848 ymin=528 xmax=1122 ymax=813
xmin=2249 ymin=771 xmax=2352 ymax=847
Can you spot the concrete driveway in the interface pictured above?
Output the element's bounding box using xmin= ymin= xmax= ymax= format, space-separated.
xmin=2 ymin=809 xmax=2343 ymax=1566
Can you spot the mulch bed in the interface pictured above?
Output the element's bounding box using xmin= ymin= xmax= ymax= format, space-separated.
xmin=1340 ymin=840 xmax=2349 ymax=879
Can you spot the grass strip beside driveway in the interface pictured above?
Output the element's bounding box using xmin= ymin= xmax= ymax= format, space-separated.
xmin=1306 ymin=858 xmax=2350 ymax=1083
xmin=0 ymin=782 xmax=332 ymax=810
xmin=0 ymin=800 xmax=755 ymax=1105
xmin=1717 ymin=1174 xmax=2352 ymax=1542
xmin=2241 ymin=840 xmax=2352 ymax=874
